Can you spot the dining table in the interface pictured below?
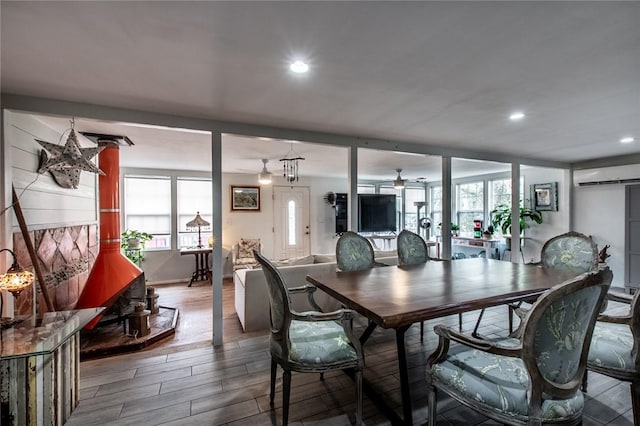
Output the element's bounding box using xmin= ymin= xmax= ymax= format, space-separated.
xmin=306 ymin=258 xmax=579 ymax=425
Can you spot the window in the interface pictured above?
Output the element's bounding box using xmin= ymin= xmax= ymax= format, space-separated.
xmin=357 ymin=184 xmax=375 ymax=194
xmin=177 ymin=178 xmax=212 ymax=249
xmin=404 ymin=187 xmax=426 ymax=233
xmin=288 ymin=200 xmax=296 ymax=245
xmin=429 ymin=186 xmax=442 ymax=233
xmin=488 ymin=177 xmax=525 ymax=235
xmin=456 ymin=181 xmax=484 ymax=233
xmin=124 ymin=176 xmax=171 ymax=249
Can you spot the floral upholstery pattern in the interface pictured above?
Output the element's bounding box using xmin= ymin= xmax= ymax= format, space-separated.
xmin=531 ymin=286 xmax=601 ymax=382
xmin=510 ymin=232 xmax=599 ymax=336
xmin=540 ymin=232 xmax=598 ymax=274
xmin=589 ymin=322 xmax=634 ymax=373
xmin=284 ymin=320 xmax=358 ymax=366
xmin=584 ymin=287 xmax=640 ymax=424
xmin=397 ymin=229 xmax=429 ymax=265
xmin=336 ymin=231 xmax=375 ymax=272
xmin=432 ymin=348 xmax=584 ymax=421
xmin=427 ymin=268 xmax=612 ymax=426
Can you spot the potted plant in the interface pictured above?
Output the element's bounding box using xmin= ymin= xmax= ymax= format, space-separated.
xmin=121 ymin=229 xmax=153 ymax=264
xmin=490 ymin=203 xmax=543 ymax=238
xmin=438 ymin=222 xmax=461 ymax=236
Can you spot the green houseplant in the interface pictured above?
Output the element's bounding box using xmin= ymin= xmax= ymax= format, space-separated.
xmin=490 ymin=203 xmax=543 ymax=236
xmin=438 ymin=222 xmax=461 ymax=236
xmin=121 ymin=229 xmax=153 ymax=264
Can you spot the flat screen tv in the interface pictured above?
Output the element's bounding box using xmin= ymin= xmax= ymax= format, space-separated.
xmin=358 ymin=194 xmax=397 ymax=233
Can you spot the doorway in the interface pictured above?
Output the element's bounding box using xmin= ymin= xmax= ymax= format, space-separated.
xmin=273 ymin=186 xmax=311 ymax=259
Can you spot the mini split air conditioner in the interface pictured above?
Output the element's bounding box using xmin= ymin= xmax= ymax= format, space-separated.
xmin=573 ymin=164 xmax=640 ymax=186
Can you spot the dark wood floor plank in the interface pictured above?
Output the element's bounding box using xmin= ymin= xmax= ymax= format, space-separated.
xmin=95 ymin=366 xmax=193 ymax=397
xmin=67 ymin=279 xmax=635 ymax=426
xmin=102 ymin=401 xmax=192 ymax=426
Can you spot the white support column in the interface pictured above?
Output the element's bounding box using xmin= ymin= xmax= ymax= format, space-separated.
xmin=348 ymin=146 xmax=358 ymax=232
xmin=211 ymin=131 xmax=223 ymax=347
xmin=441 ymin=156 xmax=452 ymax=260
xmin=511 ymin=163 xmax=521 ymax=262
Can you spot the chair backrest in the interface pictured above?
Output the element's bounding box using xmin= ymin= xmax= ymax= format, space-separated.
xmin=520 ymin=267 xmax=612 ymax=403
xmin=336 ymin=231 xmax=375 ymax=271
xmin=540 ymin=231 xmax=598 ymax=273
xmin=253 ymin=251 xmax=293 ymax=356
xmin=628 ymin=291 xmax=640 ymax=371
xmin=397 ymin=229 xmax=429 ymax=265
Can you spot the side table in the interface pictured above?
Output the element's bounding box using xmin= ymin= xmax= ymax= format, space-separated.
xmin=180 ymin=247 xmax=212 ymax=287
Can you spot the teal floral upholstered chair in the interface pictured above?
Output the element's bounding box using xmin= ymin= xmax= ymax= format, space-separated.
xmin=536 ymin=231 xmax=599 ymax=273
xmin=509 ymin=231 xmax=599 ymax=335
xmin=336 ymin=231 xmax=383 ymax=271
xmin=254 ymin=251 xmax=364 ymax=425
xmin=584 ymin=289 xmax=640 ymax=425
xmin=426 ymin=267 xmax=612 ymax=426
xmin=397 ymin=229 xmax=430 ymax=265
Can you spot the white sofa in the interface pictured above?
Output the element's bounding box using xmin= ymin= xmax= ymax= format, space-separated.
xmin=234 ymin=252 xmax=398 ymax=332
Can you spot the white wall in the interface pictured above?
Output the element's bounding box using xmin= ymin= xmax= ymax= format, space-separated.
xmin=574 ymin=173 xmax=634 ymax=287
xmin=142 ymin=173 xmax=348 ymax=282
xmin=4 ymin=111 xmax=98 ymax=232
xmin=519 ymin=166 xmax=571 ymax=261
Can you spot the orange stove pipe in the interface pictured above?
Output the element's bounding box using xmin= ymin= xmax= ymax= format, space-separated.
xmin=75 ymin=140 xmax=142 ymax=329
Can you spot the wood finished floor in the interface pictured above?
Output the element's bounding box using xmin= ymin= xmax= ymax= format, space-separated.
xmin=67 ymin=280 xmax=635 ymax=425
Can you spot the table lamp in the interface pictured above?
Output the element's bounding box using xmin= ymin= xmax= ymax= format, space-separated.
xmin=186 ymin=212 xmax=210 ymax=248
xmin=0 ymin=248 xmax=35 ymax=323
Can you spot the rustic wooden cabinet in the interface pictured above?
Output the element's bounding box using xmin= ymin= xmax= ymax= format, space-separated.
xmin=0 ymin=308 xmax=103 ymax=425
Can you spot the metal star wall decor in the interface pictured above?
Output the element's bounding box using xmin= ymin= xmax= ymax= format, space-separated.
xmin=36 ymin=121 xmax=105 ymax=189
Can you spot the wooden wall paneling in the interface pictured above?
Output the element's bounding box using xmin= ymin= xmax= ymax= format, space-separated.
xmin=8 ymin=112 xmax=98 ymax=231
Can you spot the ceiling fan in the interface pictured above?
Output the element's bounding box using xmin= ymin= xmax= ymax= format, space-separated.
xmin=393 ymin=169 xmax=406 ymax=189
xmin=258 ymin=159 xmax=272 ymax=185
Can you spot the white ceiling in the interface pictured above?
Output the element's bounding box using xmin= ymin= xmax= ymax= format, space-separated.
xmin=2 ymin=2 xmax=639 ymax=182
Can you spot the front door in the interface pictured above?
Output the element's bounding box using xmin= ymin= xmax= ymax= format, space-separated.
xmin=273 ymin=186 xmax=310 ymax=259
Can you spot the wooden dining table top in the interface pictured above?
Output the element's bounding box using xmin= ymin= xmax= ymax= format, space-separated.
xmin=306 ymin=258 xmax=579 ymax=329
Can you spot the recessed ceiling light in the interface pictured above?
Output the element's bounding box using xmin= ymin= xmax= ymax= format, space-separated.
xmin=509 ymin=111 xmax=526 ymax=121
xmin=620 ymin=136 xmax=635 ymax=144
xmin=289 ymin=60 xmax=309 ymax=74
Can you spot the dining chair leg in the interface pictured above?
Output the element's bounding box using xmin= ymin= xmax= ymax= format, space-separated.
xmin=458 ymin=313 xmax=463 ymax=331
xmin=472 ymin=309 xmax=485 ymax=338
xmin=427 ymin=385 xmax=437 ymax=426
xmin=631 ymin=381 xmax=640 ymax=426
xmin=283 ymin=369 xmax=292 ymax=425
xmin=420 ymin=321 xmax=425 ymax=342
xmin=270 ymin=359 xmax=277 ymax=406
xmin=355 ymin=369 xmax=363 ymax=425
xmin=581 ymin=370 xmax=588 ymax=392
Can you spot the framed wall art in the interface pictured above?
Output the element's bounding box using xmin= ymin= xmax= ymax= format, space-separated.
xmin=231 ymin=186 xmax=260 ymax=211
xmin=531 ymin=182 xmax=558 ymax=211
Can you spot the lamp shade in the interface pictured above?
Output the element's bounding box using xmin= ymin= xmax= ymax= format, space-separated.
xmin=0 ymin=249 xmax=35 ymax=297
xmin=186 ymin=212 xmax=210 ymax=228
xmin=186 ymin=212 xmax=210 ymax=248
